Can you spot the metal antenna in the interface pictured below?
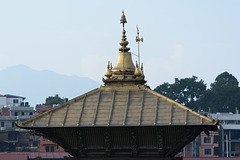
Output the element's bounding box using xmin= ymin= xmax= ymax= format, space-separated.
xmin=136 ymin=26 xmax=143 ymax=67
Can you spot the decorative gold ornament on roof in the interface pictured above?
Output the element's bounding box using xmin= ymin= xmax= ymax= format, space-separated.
xmin=105 ymin=61 xmax=112 ymax=79
xmin=141 ymin=62 xmax=145 ymax=78
xmin=120 ymin=11 xmax=127 ymax=27
xmin=103 ymin=11 xmax=146 ymax=85
xmin=119 ymin=11 xmax=130 ymax=52
xmin=119 ymin=30 xmax=130 ymax=52
xmin=134 ymin=61 xmax=141 ymax=77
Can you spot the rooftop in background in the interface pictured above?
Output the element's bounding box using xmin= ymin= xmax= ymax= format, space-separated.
xmin=28 ymin=152 xmax=71 ymax=159
xmin=208 ymin=113 xmax=240 ymax=130
xmin=209 ymin=113 xmax=240 ymax=121
xmin=0 ymin=93 xmax=28 ymax=108
xmin=0 ymin=152 xmax=71 ymax=160
xmin=0 ymin=152 xmax=28 ymax=160
xmin=4 ymin=94 xmax=26 ymax=99
xmin=35 ymin=104 xmax=54 ymax=114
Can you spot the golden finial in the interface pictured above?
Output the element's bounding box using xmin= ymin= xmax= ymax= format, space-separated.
xmin=119 ymin=11 xmax=130 ymax=52
xmin=141 ymin=62 xmax=145 ymax=77
xmin=136 ymin=26 xmax=143 ymax=67
xmin=103 ymin=11 xmax=146 ymax=85
xmin=107 ymin=61 xmax=110 ymax=69
xmin=134 ymin=61 xmax=141 ymax=77
xmin=120 ymin=10 xmax=127 ymax=28
xmin=105 ymin=61 xmax=112 ymax=79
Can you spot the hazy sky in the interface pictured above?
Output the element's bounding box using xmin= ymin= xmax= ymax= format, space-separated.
xmin=1 ymin=0 xmax=240 ymax=89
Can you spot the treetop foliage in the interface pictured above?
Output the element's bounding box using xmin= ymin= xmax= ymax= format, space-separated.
xmin=200 ymin=72 xmax=240 ymax=113
xmin=45 ymin=94 xmax=64 ymax=106
xmin=154 ymin=76 xmax=206 ymax=110
xmin=211 ymin=72 xmax=239 ymax=90
xmin=154 ymin=72 xmax=240 ymax=113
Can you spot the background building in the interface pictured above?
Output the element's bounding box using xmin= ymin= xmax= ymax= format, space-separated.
xmin=0 ymin=94 xmax=36 ymax=151
xmin=209 ymin=113 xmax=240 ymax=157
xmin=39 ymin=136 xmax=64 ymax=152
xmin=0 ymin=94 xmax=26 ymax=108
xmin=199 ymin=131 xmax=219 ymax=157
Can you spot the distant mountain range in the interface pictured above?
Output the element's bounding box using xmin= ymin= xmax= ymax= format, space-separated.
xmin=0 ymin=65 xmax=100 ymax=107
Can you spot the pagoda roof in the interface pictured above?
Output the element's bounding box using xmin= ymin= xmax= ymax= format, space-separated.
xmin=17 ymin=85 xmax=217 ymax=129
xmin=16 ymin=12 xmax=219 ymax=159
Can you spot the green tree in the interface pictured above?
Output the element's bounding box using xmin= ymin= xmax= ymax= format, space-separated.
xmin=154 ymin=76 xmax=207 ymax=110
xmin=198 ymin=72 xmax=240 ymax=113
xmin=45 ymin=94 xmax=64 ymax=106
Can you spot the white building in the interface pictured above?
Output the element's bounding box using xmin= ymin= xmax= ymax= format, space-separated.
xmin=0 ymin=94 xmax=26 ymax=108
xmin=0 ymin=94 xmax=33 ymax=131
xmin=209 ymin=113 xmax=240 ymax=157
xmin=0 ymin=95 xmax=7 ymax=107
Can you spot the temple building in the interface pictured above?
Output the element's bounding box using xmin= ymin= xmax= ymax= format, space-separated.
xmin=16 ymin=12 xmax=219 ymax=160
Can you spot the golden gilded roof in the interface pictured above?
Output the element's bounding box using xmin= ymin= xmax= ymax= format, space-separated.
xmin=16 ymin=11 xmax=218 ymax=130
xmin=17 ymin=85 xmax=217 ymax=128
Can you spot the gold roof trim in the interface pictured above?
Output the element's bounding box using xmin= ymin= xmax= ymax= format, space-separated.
xmin=16 ymin=85 xmax=218 ymax=128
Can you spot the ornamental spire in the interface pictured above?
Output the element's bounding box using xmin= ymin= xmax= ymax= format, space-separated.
xmin=119 ymin=11 xmax=130 ymax=52
xmin=103 ymin=11 xmax=146 ymax=85
xmin=120 ymin=10 xmax=127 ymax=28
